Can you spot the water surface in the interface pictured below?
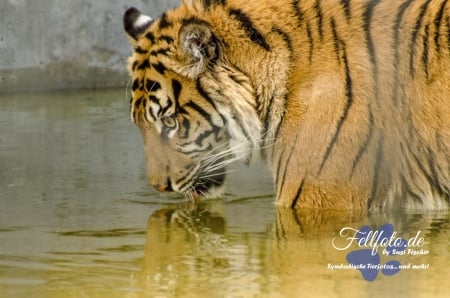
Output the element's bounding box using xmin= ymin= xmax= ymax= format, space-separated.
xmin=0 ymin=90 xmax=448 ymax=297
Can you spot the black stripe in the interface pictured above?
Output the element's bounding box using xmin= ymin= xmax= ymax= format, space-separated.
xmin=158 ymin=12 xmax=172 ymax=30
xmin=341 ymin=0 xmax=351 ymax=20
xmin=147 ymin=97 xmax=160 ymax=120
xmin=293 ymin=0 xmax=304 ymax=25
xmin=203 ymin=0 xmax=212 ymax=9
xmin=180 ymin=117 xmax=190 ymax=139
xmin=313 ymin=0 xmax=324 ymax=40
xmin=422 ymin=24 xmax=430 ymax=80
xmin=137 ymin=59 xmax=150 ymax=70
xmin=176 ymin=144 xmax=212 ymax=156
xmin=135 ymin=46 xmax=148 ymax=54
xmin=229 ymin=8 xmax=271 ymax=51
xmin=434 ymin=0 xmax=448 ymax=52
xmin=447 ymin=16 xmax=450 ymax=51
xmin=150 ymin=48 xmax=171 ymax=56
xmin=291 ymin=179 xmax=305 ymax=209
xmin=318 ymin=41 xmax=353 ymax=175
xmin=172 ymin=79 xmax=182 ymax=105
xmin=145 ymin=32 xmax=156 ymax=43
xmin=143 ymin=99 xmax=157 ymax=122
xmin=185 ymin=100 xmax=215 ymax=126
xmin=149 ymin=95 xmax=159 ymax=104
xmin=177 ymin=127 xmax=223 ymax=151
xmin=273 ymin=108 xmax=285 ymax=142
xmin=351 ymin=110 xmax=374 ymax=176
xmin=392 ymin=0 xmax=415 ymax=104
xmin=195 ymin=79 xmax=230 ymax=128
xmin=134 ymin=97 xmax=142 ymax=109
xmin=363 ymin=0 xmax=381 ymax=100
xmin=195 ymin=80 xmax=240 ymax=142
xmin=131 ymin=61 xmax=139 ymax=71
xmin=145 ymin=79 xmax=161 ymax=92
xmin=144 ymin=97 xmax=158 ymax=122
xmin=409 ymin=0 xmax=432 ymax=76
xmin=367 ymin=138 xmax=384 ymax=209
xmin=272 ymin=26 xmax=293 ymax=53
xmin=159 ymin=35 xmax=174 ymax=43
xmin=152 ymin=62 xmax=167 ymax=75
xmin=195 ymin=126 xmax=221 ymax=146
xmin=132 ymin=78 xmax=140 ymax=91
xmin=331 ymin=18 xmax=341 ymax=63
xmin=195 ymin=80 xmax=232 ymax=139
xmin=203 ymin=0 xmax=226 ymax=9
xmin=182 ymin=17 xmax=212 ymax=28
xmin=176 ymin=166 xmax=202 ymax=191
xmin=195 ymin=80 xmax=220 ymax=112
xmin=165 ymin=178 xmax=174 ymax=192
xmin=159 ymin=98 xmax=173 ymax=117
xmin=271 ymin=94 xmax=288 ymax=152
xmin=306 ymin=22 xmax=314 ymax=63
xmin=142 ymin=99 xmax=147 ymax=119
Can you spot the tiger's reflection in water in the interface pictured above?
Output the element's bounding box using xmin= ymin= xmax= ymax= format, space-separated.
xmin=130 ymin=202 xmax=449 ymax=297
xmin=132 ymin=202 xmax=371 ymax=297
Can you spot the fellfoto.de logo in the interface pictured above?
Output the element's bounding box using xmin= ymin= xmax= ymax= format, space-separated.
xmin=329 ymin=223 xmax=430 ymax=281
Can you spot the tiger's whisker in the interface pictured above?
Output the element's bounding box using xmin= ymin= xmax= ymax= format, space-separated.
xmin=201 ymin=159 xmax=240 ymax=174
xmin=184 ymin=189 xmax=195 ymax=203
xmin=198 ymin=169 xmax=239 ymax=180
xmin=200 ymin=144 xmax=252 ymax=165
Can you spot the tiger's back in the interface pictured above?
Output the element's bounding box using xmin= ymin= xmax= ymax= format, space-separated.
xmin=123 ymin=0 xmax=450 ymax=210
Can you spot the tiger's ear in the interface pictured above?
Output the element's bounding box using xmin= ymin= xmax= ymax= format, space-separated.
xmin=123 ymin=7 xmax=153 ymax=43
xmin=179 ymin=22 xmax=218 ymax=77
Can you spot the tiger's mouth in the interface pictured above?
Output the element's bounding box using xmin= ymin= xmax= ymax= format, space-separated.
xmin=186 ymin=161 xmax=226 ymax=199
xmin=190 ymin=169 xmax=226 ymax=198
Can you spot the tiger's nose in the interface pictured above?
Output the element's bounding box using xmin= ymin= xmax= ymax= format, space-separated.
xmin=155 ymin=184 xmax=172 ymax=192
xmin=150 ymin=178 xmax=174 ymax=192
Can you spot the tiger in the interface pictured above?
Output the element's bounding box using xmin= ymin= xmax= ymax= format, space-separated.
xmin=123 ymin=0 xmax=450 ymax=210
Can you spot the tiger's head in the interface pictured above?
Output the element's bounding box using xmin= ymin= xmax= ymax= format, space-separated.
xmin=123 ymin=5 xmax=262 ymax=198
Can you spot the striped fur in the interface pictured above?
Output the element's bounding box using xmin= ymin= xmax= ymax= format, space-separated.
xmin=123 ymin=0 xmax=450 ymax=210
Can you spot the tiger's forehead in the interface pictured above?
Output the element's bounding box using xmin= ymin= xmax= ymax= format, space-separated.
xmin=128 ymin=31 xmax=178 ymax=76
xmin=127 ymin=13 xmax=184 ymax=124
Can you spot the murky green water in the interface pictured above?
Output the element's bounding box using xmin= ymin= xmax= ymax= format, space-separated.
xmin=0 ymin=89 xmax=448 ymax=297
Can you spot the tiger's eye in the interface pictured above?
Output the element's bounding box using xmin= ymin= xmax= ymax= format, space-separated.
xmin=162 ymin=116 xmax=177 ymax=128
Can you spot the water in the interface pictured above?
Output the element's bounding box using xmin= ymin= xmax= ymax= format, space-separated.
xmin=0 ymin=89 xmax=448 ymax=297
